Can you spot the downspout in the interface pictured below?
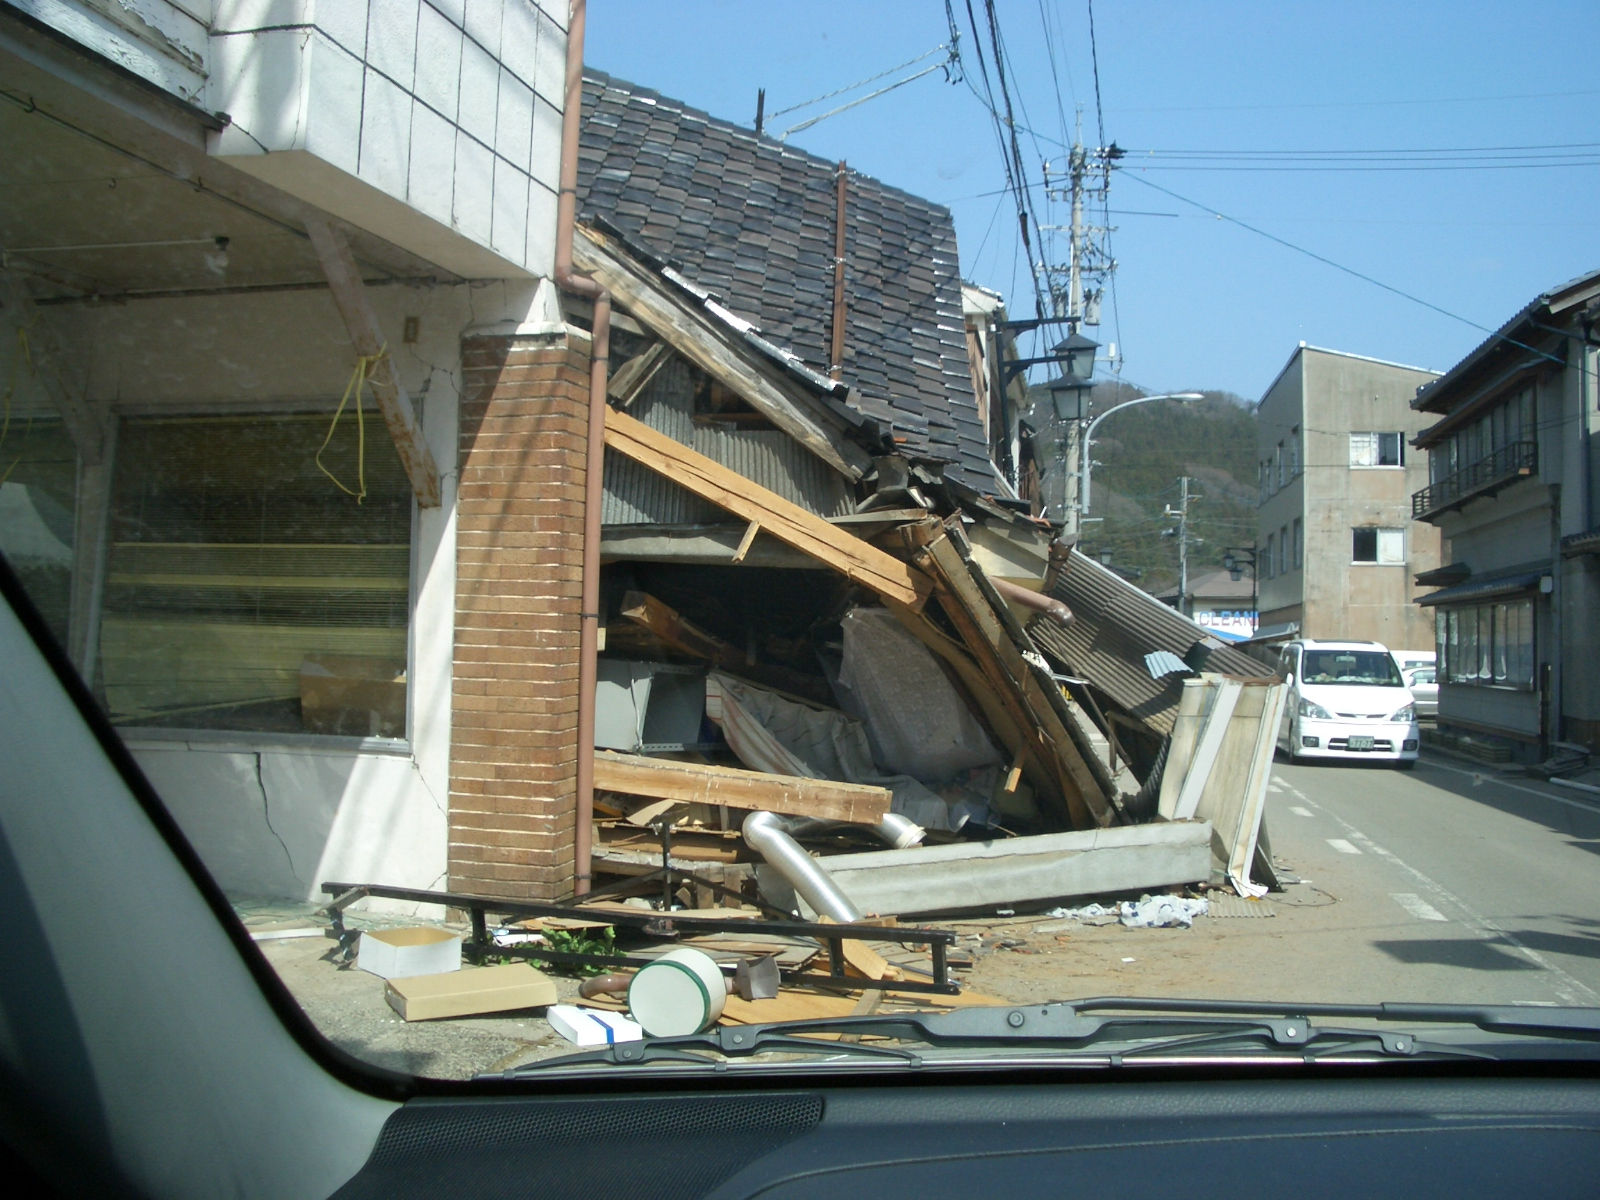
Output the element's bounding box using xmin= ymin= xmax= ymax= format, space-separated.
xmin=558 ymin=0 xmax=608 ymax=895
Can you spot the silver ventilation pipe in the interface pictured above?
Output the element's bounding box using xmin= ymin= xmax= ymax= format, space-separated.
xmin=741 ymin=811 xmax=864 ymax=923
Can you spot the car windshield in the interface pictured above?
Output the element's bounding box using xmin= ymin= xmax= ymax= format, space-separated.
xmin=1302 ymin=651 xmax=1405 ymax=687
xmin=3 ymin=0 xmax=1598 ymax=1087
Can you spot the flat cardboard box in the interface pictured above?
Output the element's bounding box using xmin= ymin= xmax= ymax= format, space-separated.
xmin=385 ymin=963 xmax=558 ymax=1021
xmin=357 ymin=927 xmax=463 ymax=980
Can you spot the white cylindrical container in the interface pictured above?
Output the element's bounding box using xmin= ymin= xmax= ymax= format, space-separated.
xmin=626 ymin=947 xmax=727 ymax=1037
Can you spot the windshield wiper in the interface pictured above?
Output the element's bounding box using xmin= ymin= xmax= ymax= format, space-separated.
xmin=493 ymin=998 xmax=1600 ymax=1077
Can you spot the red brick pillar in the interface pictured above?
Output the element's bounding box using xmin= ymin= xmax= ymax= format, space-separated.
xmin=450 ymin=333 xmax=591 ymax=900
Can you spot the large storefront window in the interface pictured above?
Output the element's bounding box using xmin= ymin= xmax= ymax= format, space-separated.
xmin=99 ymin=414 xmax=412 ymax=737
xmin=1439 ymin=597 xmax=1534 ymax=690
xmin=0 ymin=419 xmax=77 ymax=647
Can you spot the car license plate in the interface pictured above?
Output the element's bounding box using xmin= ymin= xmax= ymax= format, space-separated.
xmin=1347 ymin=736 xmax=1374 ymax=751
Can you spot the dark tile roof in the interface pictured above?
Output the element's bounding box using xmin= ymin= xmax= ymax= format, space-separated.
xmin=577 ymin=70 xmax=991 ymax=486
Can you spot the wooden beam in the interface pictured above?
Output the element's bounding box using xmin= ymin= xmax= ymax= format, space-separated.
xmin=731 ymin=520 xmax=761 ymax=564
xmin=594 ymin=750 xmax=892 ymax=824
xmin=605 ymin=406 xmax=930 ymax=609
xmin=607 ymin=341 xmax=671 ymax=407
xmin=0 ymin=271 xmax=107 ymax=465
xmin=911 ymin=530 xmax=1114 ymax=829
xmin=304 ymin=219 xmax=441 ymax=508
xmin=573 ymin=225 xmax=872 ymax=480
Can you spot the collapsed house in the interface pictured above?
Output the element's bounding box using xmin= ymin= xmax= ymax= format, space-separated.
xmin=566 ymin=73 xmax=1263 ymax=914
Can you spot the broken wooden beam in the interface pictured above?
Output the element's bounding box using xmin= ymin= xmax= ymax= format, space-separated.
xmin=594 ymin=750 xmax=892 ymax=825
xmin=304 ymin=218 xmax=441 ymax=508
xmin=604 ymin=406 xmax=931 ymax=609
xmin=574 ymin=224 xmax=872 ymax=480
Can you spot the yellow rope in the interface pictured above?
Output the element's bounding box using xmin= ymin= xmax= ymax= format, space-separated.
xmin=316 ymin=347 xmax=386 ymax=503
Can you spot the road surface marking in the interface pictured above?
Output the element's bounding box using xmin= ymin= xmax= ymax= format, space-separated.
xmin=1288 ymin=782 xmax=1600 ymax=1006
xmin=1423 ymin=759 xmax=1600 ymax=816
xmin=1391 ymin=893 xmax=1448 ymax=922
xmin=1290 ymin=806 xmax=1314 ymax=818
xmin=1326 ymin=838 xmax=1362 ymax=854
xmin=1268 ymin=781 xmax=1285 ymax=793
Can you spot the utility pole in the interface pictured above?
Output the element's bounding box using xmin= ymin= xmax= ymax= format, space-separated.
xmin=1041 ymin=111 xmax=1122 ymax=328
xmin=1165 ymin=476 xmax=1199 ymax=616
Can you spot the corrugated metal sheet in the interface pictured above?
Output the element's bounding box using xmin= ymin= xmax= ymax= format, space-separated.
xmin=1030 ymin=550 xmax=1269 ymax=736
xmin=602 ymin=359 xmax=853 ymax=527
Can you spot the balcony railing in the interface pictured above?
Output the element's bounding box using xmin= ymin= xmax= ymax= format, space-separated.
xmin=1412 ymin=440 xmax=1537 ymax=520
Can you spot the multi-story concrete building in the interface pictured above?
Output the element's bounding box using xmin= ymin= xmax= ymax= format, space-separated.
xmin=1253 ymin=345 xmax=1441 ymax=651
xmin=1410 ymin=268 xmax=1600 ymax=758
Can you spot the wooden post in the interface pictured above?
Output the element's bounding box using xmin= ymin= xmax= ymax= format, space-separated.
xmin=304 ymin=218 xmax=441 ymax=508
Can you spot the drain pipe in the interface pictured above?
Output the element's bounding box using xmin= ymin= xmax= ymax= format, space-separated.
xmin=558 ymin=0 xmax=608 ymax=895
xmin=991 ymin=576 xmax=1073 ymax=627
xmin=742 ymin=811 xmax=864 ymax=922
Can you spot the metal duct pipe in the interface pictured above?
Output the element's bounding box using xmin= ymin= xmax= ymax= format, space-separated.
xmin=741 ymin=811 xmax=863 ymax=923
xmin=992 ymin=576 xmax=1073 ymax=627
xmin=782 ymin=811 xmax=925 ymax=850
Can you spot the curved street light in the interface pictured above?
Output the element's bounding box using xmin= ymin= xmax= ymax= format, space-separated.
xmin=1078 ymin=392 xmax=1205 ymax=516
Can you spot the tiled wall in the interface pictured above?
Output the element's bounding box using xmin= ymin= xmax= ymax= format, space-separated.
xmin=210 ymin=0 xmax=564 ymax=275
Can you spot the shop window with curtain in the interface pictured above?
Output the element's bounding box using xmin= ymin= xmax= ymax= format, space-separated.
xmin=98 ymin=413 xmax=412 ymax=737
xmin=0 ymin=418 xmax=77 ymax=647
xmin=1441 ymin=597 xmax=1534 ymax=689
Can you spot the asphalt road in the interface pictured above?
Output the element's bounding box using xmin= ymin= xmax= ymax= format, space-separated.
xmin=1263 ymin=754 xmax=1600 ymax=1007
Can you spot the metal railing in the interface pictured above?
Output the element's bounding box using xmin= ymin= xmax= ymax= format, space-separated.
xmin=1412 ymin=440 xmax=1537 ymax=520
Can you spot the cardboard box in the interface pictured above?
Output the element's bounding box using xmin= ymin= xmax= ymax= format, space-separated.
xmin=385 ymin=963 xmax=558 ymax=1021
xmin=357 ymin=927 xmax=463 ymax=980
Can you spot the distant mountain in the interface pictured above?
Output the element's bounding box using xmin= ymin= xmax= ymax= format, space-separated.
xmin=1031 ymin=381 xmax=1258 ymax=596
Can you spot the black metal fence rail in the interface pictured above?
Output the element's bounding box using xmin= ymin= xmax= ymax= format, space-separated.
xmin=321 ymin=881 xmax=960 ymax=995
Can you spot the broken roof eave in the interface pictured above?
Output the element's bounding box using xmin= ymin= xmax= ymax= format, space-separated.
xmin=572 ymin=221 xmax=878 ymax=481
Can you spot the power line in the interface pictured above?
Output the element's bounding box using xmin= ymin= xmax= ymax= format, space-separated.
xmin=1120 ymin=171 xmax=1566 ymax=364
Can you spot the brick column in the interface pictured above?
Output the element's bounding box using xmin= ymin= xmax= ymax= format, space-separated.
xmin=451 ymin=332 xmax=591 ymax=900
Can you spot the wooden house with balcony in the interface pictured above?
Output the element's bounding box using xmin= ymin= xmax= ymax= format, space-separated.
xmin=1411 ymin=267 xmax=1600 ymax=758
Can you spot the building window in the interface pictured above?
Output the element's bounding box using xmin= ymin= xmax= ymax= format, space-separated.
xmin=1289 ymin=426 xmax=1301 ymax=479
xmin=1264 ymin=533 xmax=1276 ymax=579
xmin=1352 ymin=526 xmax=1405 ymax=564
xmin=1292 ymin=518 xmax=1303 ymax=569
xmin=1278 ymin=524 xmax=1288 ymax=575
xmin=1350 ymin=431 xmax=1404 ymax=467
xmin=98 ymin=413 xmax=413 ymax=737
xmin=1275 ymin=441 xmax=1285 ymax=487
xmin=1440 ymin=598 xmax=1534 ymax=690
xmin=1415 ymin=385 xmax=1537 ymax=517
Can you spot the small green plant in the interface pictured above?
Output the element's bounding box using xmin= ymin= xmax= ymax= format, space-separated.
xmin=539 ymin=926 xmax=618 ymax=976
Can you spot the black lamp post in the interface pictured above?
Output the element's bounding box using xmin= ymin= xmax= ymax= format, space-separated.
xmin=1222 ymin=547 xmax=1259 ymax=638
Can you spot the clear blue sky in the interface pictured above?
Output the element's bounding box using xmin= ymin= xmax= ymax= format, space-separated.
xmin=586 ymin=1 xmax=1600 ymax=400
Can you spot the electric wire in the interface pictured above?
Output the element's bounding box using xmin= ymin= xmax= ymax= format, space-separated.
xmin=1121 ymin=171 xmax=1566 ymax=365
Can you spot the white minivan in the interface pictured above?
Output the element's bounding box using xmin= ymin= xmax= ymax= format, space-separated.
xmin=1276 ymin=638 xmax=1421 ymax=767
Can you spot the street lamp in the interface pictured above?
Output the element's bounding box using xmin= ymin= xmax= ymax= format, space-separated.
xmin=1222 ymin=546 xmax=1259 ymax=639
xmin=1078 ymin=392 xmax=1205 ymax=517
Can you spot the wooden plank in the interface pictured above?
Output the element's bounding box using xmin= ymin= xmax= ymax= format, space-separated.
xmin=605 ymin=406 xmax=930 ymax=609
xmin=607 ymin=341 xmax=671 ymax=406
xmin=574 ymin=225 xmax=872 ymax=479
xmin=594 ymin=750 xmax=892 ymax=824
xmin=304 ymin=219 xmax=441 ymax=508
xmin=731 ymin=520 xmax=761 ymax=564
xmin=915 ymin=532 xmax=1113 ymax=828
